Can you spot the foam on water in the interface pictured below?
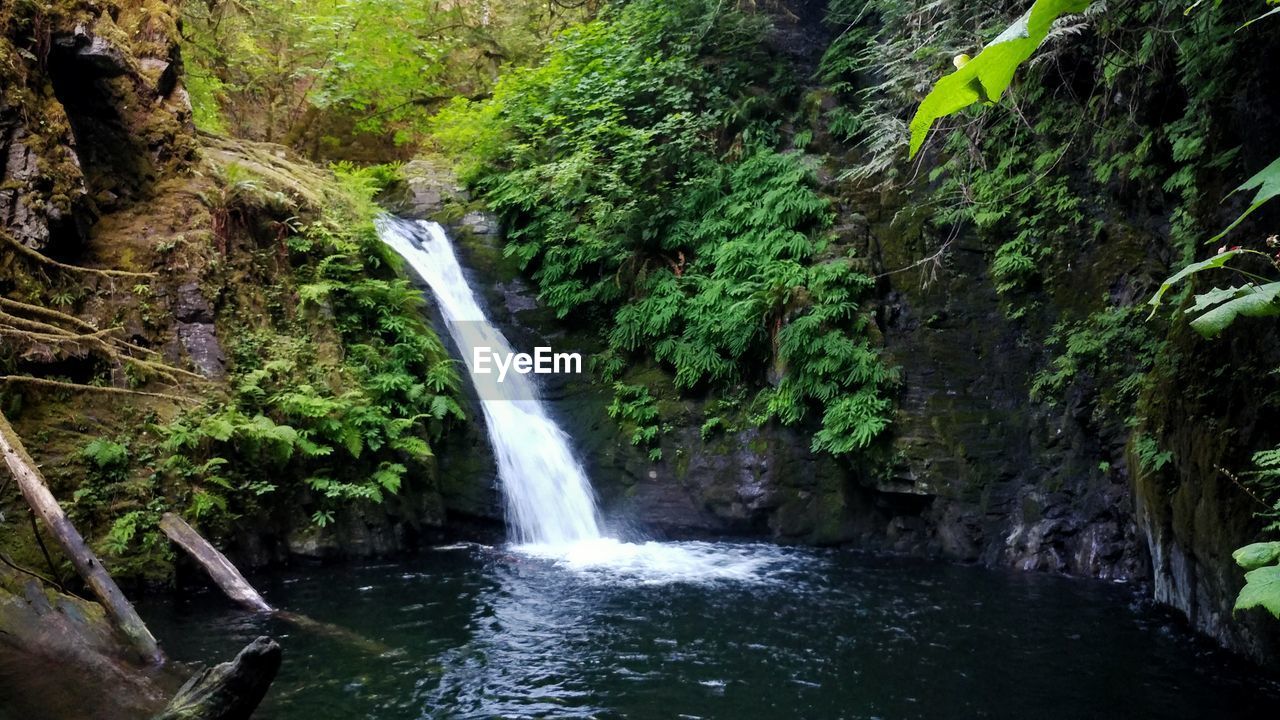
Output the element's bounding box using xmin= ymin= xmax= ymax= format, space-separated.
xmin=513 ymin=539 xmax=796 ymax=584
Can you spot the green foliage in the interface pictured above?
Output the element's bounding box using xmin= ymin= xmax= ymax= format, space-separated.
xmin=180 ymin=0 xmax=589 ymax=155
xmin=1236 ymin=566 xmax=1280 ymax=618
xmin=81 ymin=438 xmax=130 ymax=478
xmin=1148 ymin=246 xmax=1280 ymax=340
xmin=828 ymin=0 xmax=1255 ymax=306
xmin=1235 ymin=542 xmax=1280 ymax=571
xmin=1134 ymin=434 xmax=1173 ymax=475
xmin=1148 ymin=248 xmax=1253 ymax=312
xmin=1032 ymin=306 xmax=1162 ymax=424
xmin=436 ymin=0 xmax=896 ymax=456
xmin=1186 ymin=282 xmax=1280 ymax=337
xmin=1248 ymin=446 xmax=1280 ymax=534
xmin=183 ymin=66 xmax=228 ymax=134
xmin=1231 ymin=450 xmax=1280 ymax=619
xmin=66 ymin=150 xmax=462 ymax=577
xmin=155 ymin=209 xmax=466 ymax=530
xmin=933 ymin=117 xmax=1085 ymax=303
xmin=608 ymin=383 xmax=665 ymax=461
xmin=908 ymin=0 xmax=1090 ymax=158
xmin=70 ymin=437 xmax=174 ymax=580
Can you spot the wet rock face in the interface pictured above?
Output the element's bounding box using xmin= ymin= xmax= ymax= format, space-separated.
xmin=1131 ymin=323 xmax=1280 ymax=664
xmin=0 ymin=68 xmax=91 ymax=250
xmin=836 ymin=194 xmax=1150 ymax=582
xmin=1 ymin=5 xmax=195 ymax=252
xmin=382 ymin=158 xmax=472 ymax=219
xmin=172 ymin=282 xmax=227 ymax=379
xmin=854 ymin=188 xmax=1276 ymax=659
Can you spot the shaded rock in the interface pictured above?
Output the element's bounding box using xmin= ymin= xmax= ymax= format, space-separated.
xmin=1131 ymin=319 xmax=1280 ymax=664
xmin=153 ymin=637 xmax=282 ymax=720
xmin=175 ymin=282 xmax=215 ymax=323
xmin=383 ymin=158 xmax=470 ymax=218
xmin=0 ymin=88 xmax=91 ymax=250
xmin=53 ymin=25 xmax=132 ymax=78
xmin=177 ymin=322 xmax=227 ymax=380
xmin=459 ymin=210 xmax=498 ymax=236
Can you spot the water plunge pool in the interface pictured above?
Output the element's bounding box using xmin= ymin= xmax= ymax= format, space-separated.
xmin=137 ymin=543 xmax=1280 ymax=719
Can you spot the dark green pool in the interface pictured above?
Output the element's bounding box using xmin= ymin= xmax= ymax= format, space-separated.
xmin=134 ymin=543 xmax=1278 ymax=719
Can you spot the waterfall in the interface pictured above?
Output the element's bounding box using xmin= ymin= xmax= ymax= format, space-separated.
xmin=378 ymin=215 xmax=786 ymax=584
xmin=376 ymin=216 xmax=602 ymax=545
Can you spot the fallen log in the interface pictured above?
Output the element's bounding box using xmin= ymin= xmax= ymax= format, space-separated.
xmin=152 ymin=636 xmax=282 ymax=720
xmin=0 ymin=410 xmax=164 ymax=664
xmin=159 ymin=514 xmax=392 ymax=656
xmin=160 ymin=513 xmax=273 ymax=613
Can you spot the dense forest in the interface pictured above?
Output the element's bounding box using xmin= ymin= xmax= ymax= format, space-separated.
xmin=3 ymin=0 xmax=1280 ymax=718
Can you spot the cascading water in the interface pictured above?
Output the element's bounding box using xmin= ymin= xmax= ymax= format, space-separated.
xmin=378 ymin=215 xmax=785 ymax=582
xmin=376 ymin=216 xmax=602 ymax=545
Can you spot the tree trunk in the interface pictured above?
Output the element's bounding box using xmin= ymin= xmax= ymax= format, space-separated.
xmin=152 ymin=636 xmax=282 ymax=720
xmin=159 ymin=513 xmax=273 ymax=613
xmin=0 ymin=410 xmax=164 ymax=664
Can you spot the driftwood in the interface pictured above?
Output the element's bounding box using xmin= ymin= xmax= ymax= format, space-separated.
xmin=160 ymin=513 xmax=273 ymax=613
xmin=153 ymin=636 xmax=282 ymax=720
xmin=158 ymin=515 xmax=392 ymax=656
xmin=0 ymin=410 xmax=164 ymax=664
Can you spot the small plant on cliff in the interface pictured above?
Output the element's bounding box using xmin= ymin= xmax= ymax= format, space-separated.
xmin=608 ymin=383 xmax=665 ymax=462
xmin=1032 ymin=306 xmax=1162 ymax=426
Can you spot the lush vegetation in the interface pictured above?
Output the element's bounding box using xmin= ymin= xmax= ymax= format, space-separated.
xmin=64 ymin=154 xmax=465 ymax=577
xmin=4 ymin=0 xmax=1280 ymax=646
xmin=861 ymin=0 xmax=1280 ymax=617
xmin=432 ymin=0 xmax=896 ymax=459
xmin=180 ymin=0 xmax=594 ymax=157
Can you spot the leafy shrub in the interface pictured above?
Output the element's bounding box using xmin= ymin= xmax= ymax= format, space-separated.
xmin=68 ymin=154 xmax=464 ymax=577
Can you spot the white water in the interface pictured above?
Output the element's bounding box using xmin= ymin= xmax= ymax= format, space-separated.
xmin=377 ymin=216 xmax=602 ymax=545
xmin=377 ymin=216 xmax=784 ymax=582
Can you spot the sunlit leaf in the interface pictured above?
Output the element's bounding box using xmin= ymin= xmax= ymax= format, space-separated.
xmin=908 ymin=0 xmax=1090 ymax=158
xmin=1186 ymin=281 xmax=1280 ymax=337
xmin=1234 ymin=542 xmax=1280 ymax=571
xmin=1146 ymin=249 xmax=1249 ymax=315
xmin=1209 ymin=155 xmax=1280 ymax=244
xmin=1235 ymin=564 xmax=1280 ymax=619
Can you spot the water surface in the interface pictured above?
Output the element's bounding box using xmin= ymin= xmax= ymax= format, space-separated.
xmin=138 ymin=543 xmax=1280 ymax=719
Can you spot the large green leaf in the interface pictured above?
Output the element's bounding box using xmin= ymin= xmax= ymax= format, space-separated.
xmin=1146 ymin=248 xmax=1246 ymax=315
xmin=907 ymin=0 xmax=1090 ymax=158
xmin=1234 ymin=542 xmax=1280 ymax=571
xmin=1209 ymin=154 xmax=1280 ymax=244
xmin=1186 ymin=281 xmax=1280 ymax=337
xmin=1235 ymin=564 xmax=1280 ymax=619
xmin=1240 ymin=6 xmax=1280 ymax=30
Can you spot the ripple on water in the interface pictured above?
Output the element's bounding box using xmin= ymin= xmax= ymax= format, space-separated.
xmin=117 ymin=544 xmax=1280 ymax=720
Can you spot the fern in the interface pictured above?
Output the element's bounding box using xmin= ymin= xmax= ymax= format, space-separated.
xmin=433 ymin=0 xmax=896 ymax=457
